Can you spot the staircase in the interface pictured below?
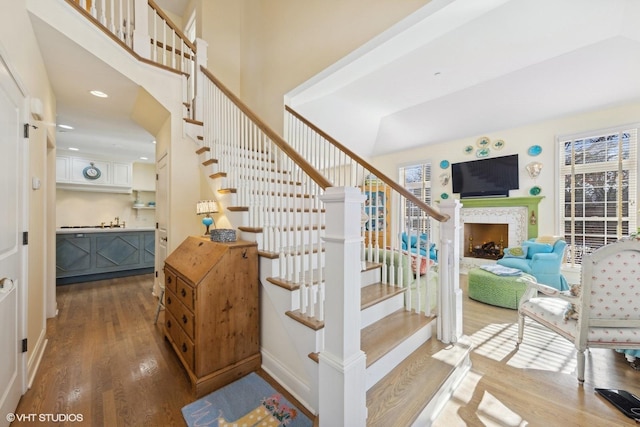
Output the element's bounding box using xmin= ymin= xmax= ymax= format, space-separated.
xmin=45 ymin=1 xmax=471 ymax=425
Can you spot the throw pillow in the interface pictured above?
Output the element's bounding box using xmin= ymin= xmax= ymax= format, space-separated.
xmin=563 ymin=284 xmax=581 ymax=321
xmin=523 ymin=241 xmax=553 ymax=257
xmin=536 ymin=235 xmax=562 ymax=245
xmin=503 ymin=246 xmax=528 ymax=259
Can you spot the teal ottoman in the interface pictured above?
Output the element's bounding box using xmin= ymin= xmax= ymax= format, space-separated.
xmin=467 ymin=268 xmax=527 ymax=309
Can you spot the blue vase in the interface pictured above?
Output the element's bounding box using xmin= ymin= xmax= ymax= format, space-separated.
xmin=202 ymin=216 xmax=213 ymax=235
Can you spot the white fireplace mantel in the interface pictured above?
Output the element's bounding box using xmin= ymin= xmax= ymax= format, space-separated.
xmin=458 ymin=196 xmax=544 ymax=272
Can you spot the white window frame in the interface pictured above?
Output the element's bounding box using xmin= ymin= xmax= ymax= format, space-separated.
xmin=399 ymin=161 xmax=432 ymax=235
xmin=557 ymin=124 xmax=639 ymax=265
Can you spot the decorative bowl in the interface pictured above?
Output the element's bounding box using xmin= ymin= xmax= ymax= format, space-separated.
xmin=210 ymin=229 xmax=236 ymax=242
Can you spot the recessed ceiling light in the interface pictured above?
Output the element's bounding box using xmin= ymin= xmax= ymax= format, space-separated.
xmin=151 ymin=140 xmax=156 ymax=144
xmin=90 ymin=90 xmax=108 ymax=98
xmin=58 ymin=124 xmax=74 ymax=130
xmin=68 ymin=147 xmax=79 ymax=151
xmin=139 ymin=157 xmax=148 ymax=160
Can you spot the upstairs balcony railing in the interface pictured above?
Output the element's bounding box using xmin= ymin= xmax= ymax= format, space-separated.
xmin=68 ymin=0 xmax=197 ymax=108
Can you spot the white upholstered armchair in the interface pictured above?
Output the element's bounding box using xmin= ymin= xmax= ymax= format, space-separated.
xmin=516 ymin=238 xmax=640 ymax=383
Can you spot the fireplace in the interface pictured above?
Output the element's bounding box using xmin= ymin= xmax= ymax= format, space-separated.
xmin=464 ymin=223 xmax=508 ymax=259
xmin=459 ymin=198 xmax=539 ymax=272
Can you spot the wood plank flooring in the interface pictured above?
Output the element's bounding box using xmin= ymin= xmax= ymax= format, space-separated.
xmin=433 ymin=275 xmax=640 ymax=426
xmin=12 ymin=274 xmax=640 ymax=426
xmin=12 ymin=274 xmax=314 ymax=426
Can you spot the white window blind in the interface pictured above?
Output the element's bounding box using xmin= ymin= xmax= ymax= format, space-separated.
xmin=558 ymin=126 xmax=638 ymax=265
xmin=400 ymin=162 xmax=432 ymax=234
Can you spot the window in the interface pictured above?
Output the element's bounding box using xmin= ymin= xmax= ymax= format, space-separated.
xmin=399 ymin=162 xmax=432 ymax=234
xmin=559 ymin=126 xmax=638 ymax=264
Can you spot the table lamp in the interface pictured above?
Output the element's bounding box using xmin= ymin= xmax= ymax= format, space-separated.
xmin=196 ymin=200 xmax=219 ymax=235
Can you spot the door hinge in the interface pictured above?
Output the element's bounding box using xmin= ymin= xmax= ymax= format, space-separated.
xmin=156 ymin=173 xmax=159 ymax=180
xmin=21 ymin=338 xmax=27 ymax=353
xmin=23 ymin=123 xmax=29 ymax=138
xmin=22 ymin=231 xmax=28 ymax=245
xmin=156 ymin=222 xmax=159 ymax=229
xmin=155 ymin=271 xmax=158 ymax=278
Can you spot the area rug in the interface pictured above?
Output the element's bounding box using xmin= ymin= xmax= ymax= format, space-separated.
xmin=181 ymin=372 xmax=312 ymax=427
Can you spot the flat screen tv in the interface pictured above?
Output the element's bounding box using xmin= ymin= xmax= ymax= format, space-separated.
xmin=452 ymin=154 xmax=519 ymax=198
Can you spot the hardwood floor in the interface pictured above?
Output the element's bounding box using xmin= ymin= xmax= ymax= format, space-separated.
xmin=14 ymin=275 xmax=193 ymax=426
xmin=433 ymin=276 xmax=640 ymax=426
xmin=12 ymin=274 xmax=640 ymax=426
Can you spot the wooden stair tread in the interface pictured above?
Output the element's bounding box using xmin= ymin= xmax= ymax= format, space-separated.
xmin=361 ymin=283 xmax=406 ymax=310
xmin=285 ymin=310 xmax=324 ymax=330
xmin=195 ymin=146 xmax=210 ymax=154
xmin=361 ymin=310 xmax=433 ymax=368
xmin=184 ymin=118 xmax=203 ymax=126
xmin=267 ymin=268 xmax=324 ymax=290
xmin=202 ymin=158 xmax=217 ymax=166
xmin=363 ymin=261 xmax=382 ymax=272
xmin=366 ymin=339 xmax=472 ymax=427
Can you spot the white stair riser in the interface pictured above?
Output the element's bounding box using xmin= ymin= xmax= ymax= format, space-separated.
xmin=361 ymin=293 xmax=404 ymax=329
xmin=361 ymin=268 xmax=381 ymax=287
xmin=365 ymin=323 xmax=433 ymax=390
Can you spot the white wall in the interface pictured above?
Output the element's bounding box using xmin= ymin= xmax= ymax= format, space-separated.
xmin=370 ymin=101 xmax=640 ymax=237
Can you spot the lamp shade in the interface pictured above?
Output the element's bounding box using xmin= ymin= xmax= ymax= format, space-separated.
xmin=196 ymin=200 xmax=219 ymax=214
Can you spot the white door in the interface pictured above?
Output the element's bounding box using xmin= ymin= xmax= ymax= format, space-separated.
xmin=154 ymin=152 xmax=168 ymax=297
xmin=0 ymin=55 xmax=26 ymax=426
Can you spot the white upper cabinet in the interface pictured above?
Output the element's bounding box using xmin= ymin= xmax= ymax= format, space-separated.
xmin=57 ymin=155 xmax=132 ymax=193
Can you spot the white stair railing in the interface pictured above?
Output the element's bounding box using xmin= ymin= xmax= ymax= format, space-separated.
xmin=67 ymin=0 xmax=196 ymax=111
xmin=285 ymin=106 xmax=450 ymax=316
xmin=200 ymin=67 xmax=332 ymax=319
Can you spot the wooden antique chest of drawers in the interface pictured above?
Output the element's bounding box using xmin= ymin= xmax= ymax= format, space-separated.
xmin=163 ymin=236 xmax=260 ymax=397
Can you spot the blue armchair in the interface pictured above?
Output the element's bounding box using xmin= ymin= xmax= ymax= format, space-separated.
xmin=496 ymin=237 xmax=569 ymax=291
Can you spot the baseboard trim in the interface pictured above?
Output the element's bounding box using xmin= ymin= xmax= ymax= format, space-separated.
xmin=27 ymin=329 xmax=48 ymax=389
xmin=261 ymin=347 xmax=317 ymax=415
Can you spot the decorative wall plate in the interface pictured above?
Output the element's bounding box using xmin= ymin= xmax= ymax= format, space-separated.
xmin=476 ymin=136 xmax=490 ymax=148
xmin=529 ymin=185 xmax=542 ymax=196
xmin=441 ymin=193 xmax=449 ymax=200
xmin=464 ymin=145 xmax=474 ymax=155
xmin=493 ymin=139 xmax=505 ymax=150
xmin=528 ymin=145 xmax=542 ymax=156
xmin=476 ymin=148 xmax=490 ymax=158
xmin=82 ymin=162 xmax=101 ymax=180
xmin=440 ymin=160 xmax=450 ymax=169
xmin=439 ymin=173 xmax=450 ymax=186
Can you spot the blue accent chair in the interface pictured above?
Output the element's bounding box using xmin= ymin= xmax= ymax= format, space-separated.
xmin=497 ymin=238 xmax=569 ymax=291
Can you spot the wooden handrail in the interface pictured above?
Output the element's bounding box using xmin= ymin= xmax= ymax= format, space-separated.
xmin=201 ymin=66 xmax=333 ymax=190
xmin=151 ymin=39 xmax=194 ymax=60
xmin=147 ymin=0 xmax=197 ymax=53
xmin=285 ymin=105 xmax=449 ymax=223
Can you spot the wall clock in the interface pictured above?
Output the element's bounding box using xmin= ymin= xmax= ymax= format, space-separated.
xmin=83 ymin=162 xmax=101 ymax=180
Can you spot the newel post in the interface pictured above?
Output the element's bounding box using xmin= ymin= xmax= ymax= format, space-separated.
xmin=437 ymin=200 xmax=463 ymax=343
xmin=318 ymin=187 xmax=367 ymax=427
xmin=132 ymin=0 xmax=150 ymax=59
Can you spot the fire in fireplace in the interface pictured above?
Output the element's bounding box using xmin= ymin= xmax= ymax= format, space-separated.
xmin=464 ymin=223 xmax=508 ymax=260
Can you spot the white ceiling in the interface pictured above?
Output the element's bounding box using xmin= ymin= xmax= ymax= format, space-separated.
xmin=29 ymin=0 xmax=640 ymax=165
xmin=29 ymin=0 xmax=189 ymax=164
xmin=288 ymin=0 xmax=640 ymax=157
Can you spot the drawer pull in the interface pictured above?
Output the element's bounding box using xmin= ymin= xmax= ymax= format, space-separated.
xmin=181 ymin=288 xmax=187 ymax=297
xmin=167 ymin=277 xmax=172 ymax=284
xmin=167 ymin=296 xmax=172 ymax=305
xmin=182 ymin=315 xmax=188 ymax=324
xmin=167 ymin=320 xmax=172 ymax=329
xmin=182 ymin=343 xmax=188 ymax=353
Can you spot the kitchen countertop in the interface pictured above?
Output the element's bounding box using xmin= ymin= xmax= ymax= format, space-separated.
xmin=56 ymin=227 xmax=155 ymax=234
